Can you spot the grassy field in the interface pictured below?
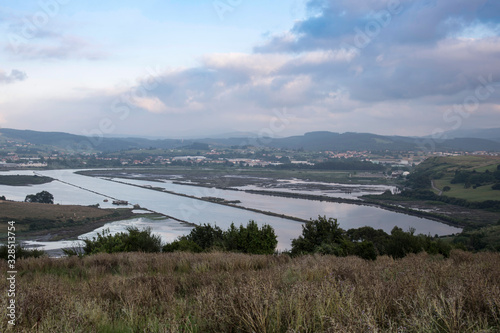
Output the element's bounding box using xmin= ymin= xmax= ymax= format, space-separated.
xmin=79 ymin=167 xmax=392 ymax=185
xmin=0 ymin=201 xmax=133 ymax=240
xmin=435 ymin=176 xmax=498 ymax=202
xmin=0 ymin=175 xmax=53 ymax=186
xmin=0 ymin=251 xmax=499 ymax=332
xmin=0 ymin=201 xmax=111 ymax=222
xmin=418 ymin=156 xmax=500 ymax=202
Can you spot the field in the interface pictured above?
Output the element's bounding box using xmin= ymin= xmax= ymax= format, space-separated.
xmin=79 ymin=167 xmax=391 ymax=186
xmin=1 ymin=251 xmax=499 ymax=332
xmin=0 ymin=175 xmax=53 ymax=186
xmin=434 ymin=177 xmax=498 ymax=202
xmin=0 ymin=201 xmax=133 ymax=241
xmin=418 ymin=155 xmax=500 ymax=202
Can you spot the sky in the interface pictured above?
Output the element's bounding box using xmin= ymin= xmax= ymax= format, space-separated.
xmin=0 ymin=0 xmax=499 ymax=139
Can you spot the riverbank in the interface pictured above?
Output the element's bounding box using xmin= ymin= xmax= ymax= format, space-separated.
xmin=100 ymin=176 xmax=466 ymax=230
xmin=105 ymin=178 xmax=310 ymax=223
xmin=0 ymin=200 xmax=136 ymax=242
xmin=77 ymin=169 xmax=473 ymax=231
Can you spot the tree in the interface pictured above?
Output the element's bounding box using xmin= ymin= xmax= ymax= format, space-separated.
xmin=291 ymin=216 xmax=346 ymax=255
xmin=25 ymin=191 xmax=54 ymax=204
xmin=163 ymin=221 xmax=278 ymax=254
xmin=83 ymin=227 xmax=162 ymax=255
xmin=224 ymin=221 xmax=277 ymax=255
xmin=185 ymin=224 xmax=225 ymax=250
xmin=0 ymin=195 xmax=5 ymax=201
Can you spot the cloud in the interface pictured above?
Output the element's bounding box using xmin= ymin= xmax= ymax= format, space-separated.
xmin=4 ymin=12 xmax=105 ymax=60
xmin=3 ymin=0 xmax=499 ymax=137
xmin=7 ymin=33 xmax=106 ymax=60
xmin=0 ymin=69 xmax=27 ymax=84
xmin=249 ymin=0 xmax=500 ymax=104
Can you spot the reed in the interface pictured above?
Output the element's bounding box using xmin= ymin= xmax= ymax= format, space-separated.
xmin=1 ymin=250 xmax=499 ymax=332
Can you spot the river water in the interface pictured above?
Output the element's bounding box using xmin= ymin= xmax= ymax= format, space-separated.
xmin=0 ymin=169 xmax=461 ymax=251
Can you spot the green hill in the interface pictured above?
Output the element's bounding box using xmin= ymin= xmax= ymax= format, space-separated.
xmin=414 ymin=155 xmax=500 ymax=202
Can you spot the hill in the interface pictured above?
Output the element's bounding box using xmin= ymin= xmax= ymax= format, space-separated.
xmin=437 ymin=127 xmax=500 ymax=142
xmin=413 ymin=155 xmax=500 ymax=202
xmin=0 ymin=128 xmax=184 ymax=152
xmin=1 ymin=128 xmax=500 ymax=153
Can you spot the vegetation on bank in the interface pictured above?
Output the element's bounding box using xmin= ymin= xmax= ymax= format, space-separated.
xmin=58 ymin=217 xmax=456 ymax=260
xmin=0 ymin=200 xmax=133 ymax=240
xmin=0 ymin=175 xmax=53 ymax=186
xmin=1 ymin=251 xmax=499 ymax=332
xmin=163 ymin=221 xmax=278 ymax=255
xmin=24 ymin=190 xmax=54 ymax=204
xmin=366 ymin=156 xmax=500 ymax=252
xmin=405 ymin=156 xmax=500 ymax=203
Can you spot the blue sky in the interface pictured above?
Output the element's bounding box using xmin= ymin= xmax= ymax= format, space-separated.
xmin=1 ymin=0 xmax=499 ymax=138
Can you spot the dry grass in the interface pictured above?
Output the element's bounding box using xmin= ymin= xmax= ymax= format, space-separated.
xmin=0 ymin=201 xmax=112 ymax=222
xmin=1 ymin=250 xmax=499 ymax=332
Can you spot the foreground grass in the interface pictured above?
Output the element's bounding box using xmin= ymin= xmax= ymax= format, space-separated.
xmin=1 ymin=251 xmax=499 ymax=332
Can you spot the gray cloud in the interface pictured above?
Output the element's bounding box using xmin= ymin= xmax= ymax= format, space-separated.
xmin=0 ymin=69 xmax=27 ymax=84
xmin=248 ymin=0 xmax=500 ymax=104
xmin=10 ymin=0 xmax=499 ymax=137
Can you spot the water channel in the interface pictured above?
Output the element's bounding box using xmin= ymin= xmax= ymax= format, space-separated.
xmin=0 ymin=169 xmax=462 ymax=251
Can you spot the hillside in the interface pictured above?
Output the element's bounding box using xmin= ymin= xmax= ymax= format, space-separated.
xmin=414 ymin=155 xmax=500 ymax=202
xmin=2 ymin=128 xmax=500 ymax=153
xmin=1 ymin=251 xmax=499 ymax=332
xmin=0 ymin=128 xmax=184 ymax=152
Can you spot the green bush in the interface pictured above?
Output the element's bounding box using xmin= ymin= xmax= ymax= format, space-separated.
xmin=291 ymin=216 xmax=345 ymax=255
xmin=163 ymin=221 xmax=278 ymax=255
xmin=0 ymin=245 xmax=46 ymax=260
xmin=185 ymin=224 xmax=225 ymax=250
xmin=24 ymin=190 xmax=54 ymax=204
xmin=83 ymin=227 xmax=162 ymax=255
xmin=162 ymin=239 xmax=202 ymax=253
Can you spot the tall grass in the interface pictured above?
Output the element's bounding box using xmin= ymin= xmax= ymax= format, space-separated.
xmin=1 ymin=250 xmax=499 ymax=332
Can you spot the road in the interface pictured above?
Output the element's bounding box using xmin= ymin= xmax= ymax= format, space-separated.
xmin=431 ymin=180 xmax=442 ymax=196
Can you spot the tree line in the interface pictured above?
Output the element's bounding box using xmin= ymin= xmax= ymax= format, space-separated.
xmin=58 ymin=216 xmax=455 ymax=260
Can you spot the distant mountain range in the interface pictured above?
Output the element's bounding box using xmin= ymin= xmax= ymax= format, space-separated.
xmin=434 ymin=128 xmax=500 ymax=142
xmin=1 ymin=128 xmax=499 ymax=153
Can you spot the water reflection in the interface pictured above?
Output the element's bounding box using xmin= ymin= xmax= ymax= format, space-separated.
xmin=1 ymin=169 xmax=462 ymax=253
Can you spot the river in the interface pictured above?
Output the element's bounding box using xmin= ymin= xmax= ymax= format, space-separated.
xmin=0 ymin=169 xmax=462 ymax=251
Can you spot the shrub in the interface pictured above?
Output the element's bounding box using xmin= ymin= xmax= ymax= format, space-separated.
xmin=0 ymin=245 xmax=46 ymax=260
xmin=162 ymin=239 xmax=202 ymax=253
xmin=224 ymin=221 xmax=278 ymax=255
xmin=24 ymin=190 xmax=54 ymax=204
xmin=291 ymin=216 xmax=345 ymax=255
xmin=83 ymin=227 xmax=162 ymax=255
xmin=164 ymin=221 xmax=278 ymax=255
xmin=185 ymin=224 xmax=224 ymax=250
xmin=353 ymin=241 xmax=377 ymax=260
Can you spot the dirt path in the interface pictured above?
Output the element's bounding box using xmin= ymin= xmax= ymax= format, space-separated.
xmin=431 ymin=180 xmax=442 ymax=196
